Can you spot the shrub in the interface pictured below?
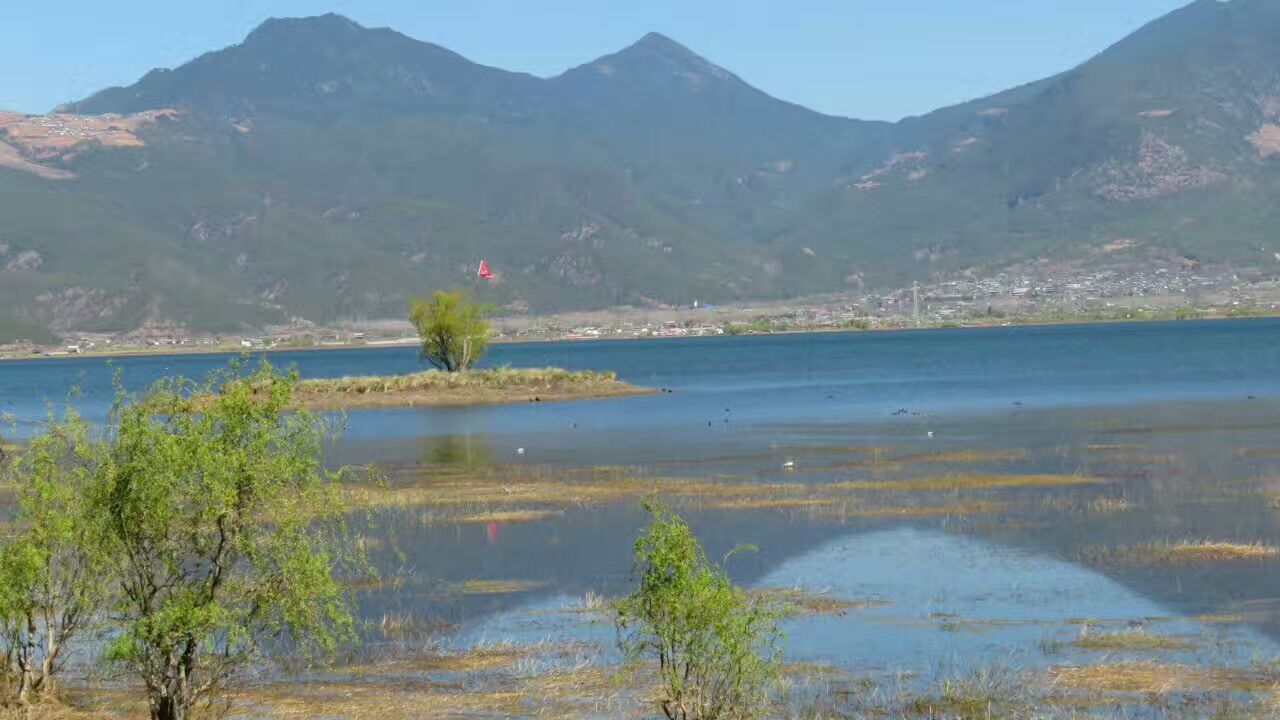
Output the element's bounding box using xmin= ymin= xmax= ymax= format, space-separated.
xmin=96 ymin=363 xmax=363 ymax=720
xmin=616 ymin=502 xmax=783 ymax=720
xmin=0 ymin=412 xmax=112 ymax=705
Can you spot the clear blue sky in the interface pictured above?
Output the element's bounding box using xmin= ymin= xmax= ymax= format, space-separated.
xmin=5 ymin=0 xmax=1191 ymax=120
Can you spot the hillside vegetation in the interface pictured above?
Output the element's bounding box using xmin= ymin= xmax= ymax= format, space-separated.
xmin=2 ymin=1 xmax=1279 ymax=340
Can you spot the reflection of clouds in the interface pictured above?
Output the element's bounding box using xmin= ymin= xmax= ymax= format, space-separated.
xmin=756 ymin=527 xmax=1279 ymax=675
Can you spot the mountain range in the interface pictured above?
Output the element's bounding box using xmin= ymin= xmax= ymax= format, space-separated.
xmin=2 ymin=0 xmax=1280 ymax=341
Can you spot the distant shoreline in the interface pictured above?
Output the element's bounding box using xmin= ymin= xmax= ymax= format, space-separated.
xmin=3 ymin=311 xmax=1278 ymax=364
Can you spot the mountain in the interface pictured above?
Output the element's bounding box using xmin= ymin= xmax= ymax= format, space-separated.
xmin=2 ymin=0 xmax=1279 ymax=341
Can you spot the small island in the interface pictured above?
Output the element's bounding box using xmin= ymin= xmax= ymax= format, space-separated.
xmin=290 ymin=367 xmax=652 ymax=410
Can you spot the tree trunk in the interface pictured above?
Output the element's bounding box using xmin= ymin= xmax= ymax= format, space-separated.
xmin=17 ymin=615 xmax=36 ymax=704
xmin=39 ymin=621 xmax=57 ymax=695
xmin=152 ymin=695 xmax=184 ymax=720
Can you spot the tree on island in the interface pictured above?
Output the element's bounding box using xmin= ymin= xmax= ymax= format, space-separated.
xmin=410 ymin=290 xmax=491 ymax=372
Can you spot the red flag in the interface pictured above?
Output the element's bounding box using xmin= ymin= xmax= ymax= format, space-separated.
xmin=478 ymin=260 xmax=494 ymax=280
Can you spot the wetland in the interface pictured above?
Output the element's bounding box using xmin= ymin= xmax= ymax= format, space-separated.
xmin=5 ymin=319 xmax=1280 ymax=718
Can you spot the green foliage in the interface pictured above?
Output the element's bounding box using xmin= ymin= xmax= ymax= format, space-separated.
xmin=0 ymin=412 xmax=112 ymax=704
xmin=95 ymin=362 xmax=362 ymax=720
xmin=409 ymin=291 xmax=491 ymax=372
xmin=616 ymin=502 xmax=783 ymax=720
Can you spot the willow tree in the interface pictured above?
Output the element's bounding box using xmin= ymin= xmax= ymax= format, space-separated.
xmin=409 ymin=290 xmax=490 ymax=372
xmin=96 ymin=364 xmax=360 ymax=720
xmin=0 ymin=412 xmax=112 ymax=705
xmin=616 ymin=503 xmax=783 ymax=720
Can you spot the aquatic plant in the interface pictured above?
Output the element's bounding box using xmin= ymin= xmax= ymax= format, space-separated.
xmin=1072 ymin=628 xmax=1193 ymax=652
xmin=1083 ymin=541 xmax=1280 ymax=565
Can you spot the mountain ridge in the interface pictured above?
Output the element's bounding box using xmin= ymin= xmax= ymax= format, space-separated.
xmin=3 ymin=1 xmax=1279 ymax=342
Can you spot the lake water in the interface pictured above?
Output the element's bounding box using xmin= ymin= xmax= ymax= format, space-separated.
xmin=7 ymin=319 xmax=1280 ymax=705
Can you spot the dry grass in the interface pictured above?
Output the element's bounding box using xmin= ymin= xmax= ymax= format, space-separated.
xmin=704 ymin=497 xmax=843 ymax=510
xmin=1072 ymin=629 xmax=1194 ymax=652
xmin=1047 ymin=662 xmax=1278 ymax=694
xmin=1086 ymin=541 xmax=1280 ymax=565
xmin=831 ymin=473 xmax=1101 ymax=492
xmin=291 ymin=367 xmax=650 ymax=409
xmin=891 ymin=449 xmax=1027 ymax=464
xmin=344 ymin=472 xmax=807 ymax=511
xmin=164 ymin=367 xmax=652 ymax=413
xmin=840 ymin=501 xmax=1005 ymax=518
xmin=378 ymin=612 xmax=457 ymax=641
xmin=757 ymin=587 xmax=890 ymax=616
xmin=1086 ymin=444 xmax=1147 ymax=452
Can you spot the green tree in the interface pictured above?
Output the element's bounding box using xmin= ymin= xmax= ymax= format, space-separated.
xmin=616 ymin=503 xmax=783 ymax=720
xmin=409 ymin=290 xmax=490 ymax=372
xmin=0 ymin=412 xmax=112 ymax=705
xmin=95 ymin=364 xmax=361 ymax=720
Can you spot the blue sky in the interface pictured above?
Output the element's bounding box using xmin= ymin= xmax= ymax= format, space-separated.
xmin=5 ymin=0 xmax=1190 ymax=120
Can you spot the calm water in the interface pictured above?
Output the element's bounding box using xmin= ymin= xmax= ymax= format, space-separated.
xmin=6 ymin=318 xmax=1280 ymax=684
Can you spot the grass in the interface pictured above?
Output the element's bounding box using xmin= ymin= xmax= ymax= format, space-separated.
xmin=449 ymin=579 xmax=546 ymax=596
xmin=298 ymin=366 xmax=621 ymax=393
xmin=891 ymin=449 xmax=1027 ymax=464
xmin=704 ymin=497 xmax=844 ymax=510
xmin=451 ymin=509 xmax=565 ymax=524
xmin=831 ymin=473 xmax=1102 ymax=491
xmin=756 ymin=587 xmax=891 ymax=616
xmin=1072 ymin=629 xmax=1194 ymax=652
xmin=1084 ymin=541 xmax=1280 ymax=565
xmin=1047 ymin=662 xmax=1278 ymax=694
xmin=166 ymin=367 xmax=651 ymax=412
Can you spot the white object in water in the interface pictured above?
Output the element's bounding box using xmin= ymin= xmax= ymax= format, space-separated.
xmin=782 ymin=460 xmax=796 ymax=470
xmin=927 ymin=431 xmax=934 ymax=438
xmin=516 ymin=448 xmax=526 ymax=455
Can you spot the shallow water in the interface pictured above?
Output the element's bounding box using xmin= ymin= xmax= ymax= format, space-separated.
xmin=6 ymin=319 xmax=1280 ymax=694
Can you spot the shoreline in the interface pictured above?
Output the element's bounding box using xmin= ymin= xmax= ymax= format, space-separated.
xmin=3 ymin=312 xmax=1278 ymax=364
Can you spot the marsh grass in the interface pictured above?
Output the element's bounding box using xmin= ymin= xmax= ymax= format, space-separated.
xmin=756 ymin=587 xmax=890 ymax=616
xmin=903 ymin=668 xmax=1029 ymax=719
xmin=1046 ymin=662 xmax=1279 ymax=694
xmin=452 ymin=509 xmax=565 ymax=524
xmin=450 ymin=579 xmax=546 ymax=596
xmin=165 ymin=367 xmax=649 ymax=412
xmin=892 ymin=449 xmax=1027 ymax=464
xmin=1083 ymin=541 xmax=1280 ymax=565
xmin=1072 ymin=629 xmax=1194 ymax=652
xmin=377 ymin=611 xmax=457 ymax=641
xmin=832 ymin=473 xmax=1101 ymax=492
xmin=1040 ymin=494 xmax=1134 ymax=515
xmin=299 ymin=367 xmax=620 ymax=394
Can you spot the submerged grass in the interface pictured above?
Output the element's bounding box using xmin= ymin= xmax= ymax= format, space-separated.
xmin=452 ymin=509 xmax=565 ymax=524
xmin=756 ymin=587 xmax=891 ymax=616
xmin=892 ymin=449 xmax=1027 ymax=464
xmin=1047 ymin=662 xmax=1279 ymax=694
xmin=1072 ymin=629 xmax=1194 ymax=652
xmin=450 ymin=579 xmax=546 ymax=596
xmin=832 ymin=473 xmax=1101 ymax=492
xmin=1084 ymin=541 xmax=1280 ymax=565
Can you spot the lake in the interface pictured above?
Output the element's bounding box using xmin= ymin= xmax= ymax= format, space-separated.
xmin=8 ymin=318 xmax=1280 ymax=716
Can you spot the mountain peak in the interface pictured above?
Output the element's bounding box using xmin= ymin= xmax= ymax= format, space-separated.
xmin=245 ymin=13 xmax=367 ymax=42
xmin=558 ymin=31 xmax=740 ymax=93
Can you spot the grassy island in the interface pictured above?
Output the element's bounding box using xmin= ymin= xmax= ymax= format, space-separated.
xmin=289 ymin=367 xmax=651 ymax=409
